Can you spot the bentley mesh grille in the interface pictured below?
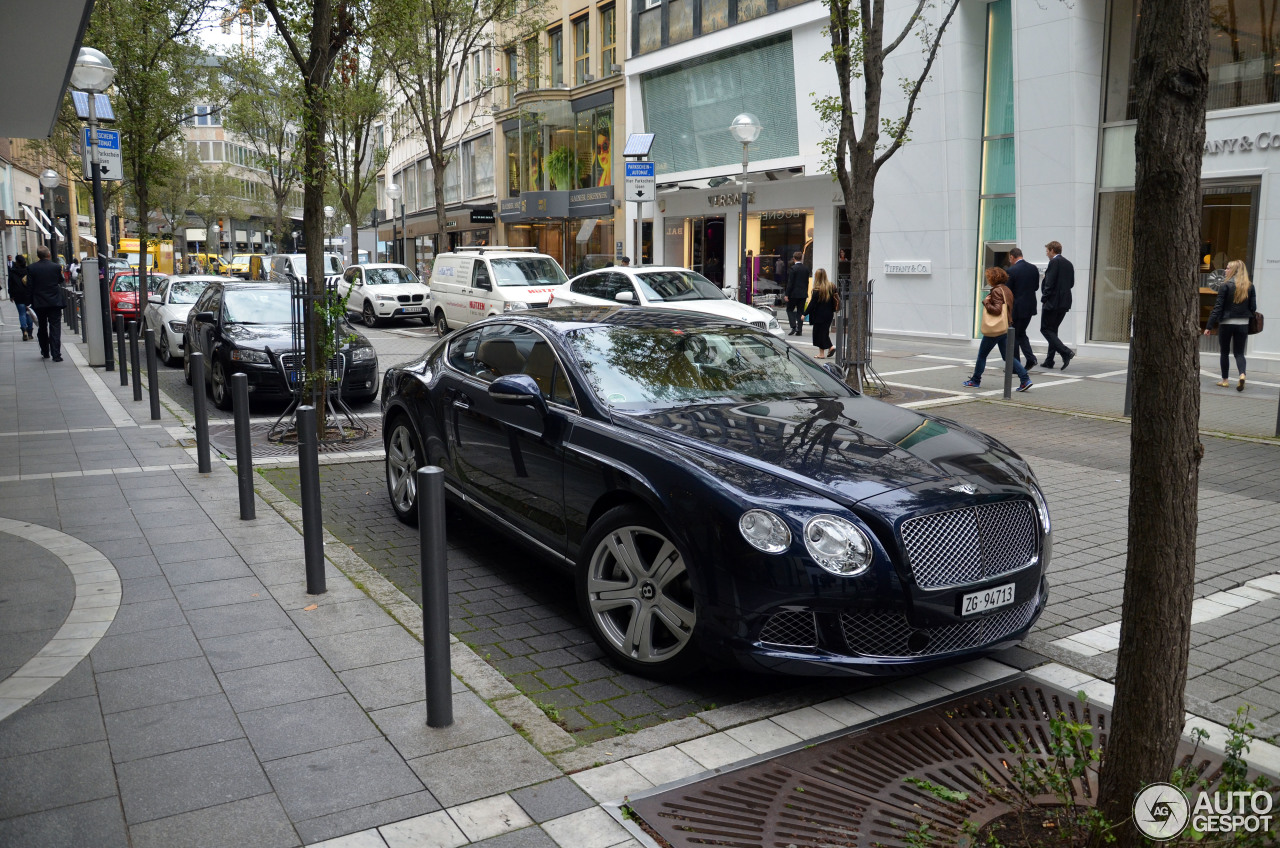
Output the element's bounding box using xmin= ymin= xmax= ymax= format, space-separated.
xmin=758 ymin=611 xmax=818 ymax=648
xmin=840 ymin=596 xmax=1039 ymax=658
xmin=900 ymin=500 xmax=1038 ymax=589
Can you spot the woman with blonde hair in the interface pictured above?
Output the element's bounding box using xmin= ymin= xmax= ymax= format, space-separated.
xmin=963 ymin=267 xmax=1032 ymax=391
xmin=804 ymin=269 xmax=839 ymax=357
xmin=1205 ymin=259 xmax=1258 ymax=391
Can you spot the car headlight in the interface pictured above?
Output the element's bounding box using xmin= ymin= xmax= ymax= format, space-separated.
xmin=167 ymin=320 xmax=186 ymax=333
xmin=768 ymin=318 xmax=781 ymax=331
xmin=739 ymin=509 xmax=791 ymax=554
xmin=804 ymin=515 xmax=873 ymax=576
xmin=230 ymin=349 xmax=269 ymax=364
xmin=1029 ymin=484 xmax=1051 ymax=535
xmin=504 ymin=301 xmax=531 ymax=312
xmin=351 ymin=346 xmax=376 ymax=363
xmin=377 ymin=295 xmax=396 ymax=302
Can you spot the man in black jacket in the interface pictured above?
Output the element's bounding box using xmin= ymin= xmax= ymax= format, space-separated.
xmin=785 ymin=252 xmax=810 ymax=336
xmin=1005 ymin=248 xmax=1040 ymax=369
xmin=1039 ymin=241 xmax=1075 ymax=370
xmin=26 ymin=246 xmax=66 ymax=362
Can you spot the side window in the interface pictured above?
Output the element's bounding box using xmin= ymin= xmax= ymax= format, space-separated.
xmin=343 ymin=267 xmax=358 ymax=284
xmin=571 ymin=273 xmax=605 ymax=299
xmin=193 ymin=287 xmax=214 ymax=313
xmin=472 ymin=261 xmax=491 ymax=289
xmin=523 ymin=337 xmax=577 ymax=409
xmin=207 ymin=290 xmax=223 ymax=318
xmin=446 ymin=329 xmax=485 ymax=377
xmin=156 ymin=280 xmax=170 ymax=301
xmin=603 ymin=273 xmax=635 ymax=301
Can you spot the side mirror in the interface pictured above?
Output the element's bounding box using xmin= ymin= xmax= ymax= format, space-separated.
xmin=489 ymin=374 xmax=548 ymax=415
xmin=148 ymin=294 xmax=162 ymax=305
xmin=194 ymin=311 xmax=216 ymax=323
xmin=614 ymin=290 xmax=635 ymax=303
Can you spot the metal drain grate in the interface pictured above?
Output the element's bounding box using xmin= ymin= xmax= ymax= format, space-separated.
xmin=628 ymin=677 xmax=1264 ymax=848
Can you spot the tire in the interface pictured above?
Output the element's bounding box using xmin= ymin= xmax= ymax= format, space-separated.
xmin=183 ymin=345 xmax=193 ymax=385
xmin=386 ymin=417 xmax=423 ymax=525
xmin=434 ymin=309 xmax=450 ymax=337
xmin=159 ymin=329 xmax=176 ymax=367
xmin=421 ymin=314 xmax=433 ymax=326
xmin=362 ymin=301 xmax=380 ymax=328
xmin=577 ymin=505 xmax=702 ymax=678
xmin=211 ymin=359 xmax=232 ymax=410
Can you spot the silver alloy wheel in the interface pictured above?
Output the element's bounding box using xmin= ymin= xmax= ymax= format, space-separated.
xmin=362 ymin=301 xmax=378 ymax=327
xmin=386 ymin=424 xmax=419 ymax=515
xmin=159 ymin=329 xmax=172 ymax=365
xmin=211 ymin=360 xmax=227 ymax=406
xmin=586 ymin=525 xmax=696 ymax=664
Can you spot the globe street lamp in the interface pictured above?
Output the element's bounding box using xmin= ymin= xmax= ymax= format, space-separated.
xmin=729 ymin=113 xmax=762 ymax=305
xmin=266 ymin=228 xmax=272 ymax=254
xmin=211 ymin=222 xmax=220 ymax=268
xmin=71 ymin=46 xmax=116 ymax=370
xmin=323 ymin=205 xmax=335 ymax=246
xmin=39 ymin=168 xmax=61 ymax=264
xmin=384 ymin=183 xmax=403 ymax=264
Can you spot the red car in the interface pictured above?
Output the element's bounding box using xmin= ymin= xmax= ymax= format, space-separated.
xmin=110 ymin=272 xmax=168 ymax=326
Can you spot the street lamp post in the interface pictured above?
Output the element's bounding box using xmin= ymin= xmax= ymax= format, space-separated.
xmin=72 ymin=47 xmax=116 ymax=370
xmin=384 ymin=183 xmax=403 ymax=264
xmin=39 ymin=168 xmax=61 ymax=264
xmin=211 ymin=223 xmax=220 ymax=269
xmin=266 ymin=228 xmax=273 ymax=255
xmin=323 ymin=205 xmax=335 ymax=248
xmin=729 ymin=113 xmax=762 ymax=305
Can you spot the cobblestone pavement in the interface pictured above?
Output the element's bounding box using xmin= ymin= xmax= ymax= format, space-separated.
xmin=261 ymin=462 xmax=855 ymax=745
xmin=937 ymin=402 xmax=1280 ymax=729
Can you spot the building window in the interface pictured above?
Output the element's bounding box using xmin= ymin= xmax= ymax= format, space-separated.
xmin=465 ymin=133 xmax=495 ymax=198
xmin=601 ymin=6 xmax=616 ymax=75
xmin=418 ymin=160 xmax=435 ymax=210
xmin=550 ymin=28 xmax=564 ymax=87
xmin=505 ymin=48 xmax=518 ymax=106
xmin=524 ymin=37 xmax=540 ymax=90
xmin=403 ymin=164 xmax=417 ymax=213
xmin=472 ymin=53 xmax=483 ymax=97
xmin=506 ymin=127 xmax=520 ymax=195
xmin=975 ymin=0 xmax=1015 ymax=322
xmin=445 ymin=153 xmax=462 ymax=204
xmin=574 ymin=17 xmax=590 ymax=85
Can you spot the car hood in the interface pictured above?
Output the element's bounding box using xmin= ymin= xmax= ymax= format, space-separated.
xmin=651 ymin=298 xmax=772 ymax=325
xmin=157 ymin=303 xmax=197 ymax=322
xmin=223 ymin=323 xmax=295 ymax=350
xmin=619 ymin=395 xmax=1025 ymax=505
xmin=363 ymin=284 xmax=429 ymax=297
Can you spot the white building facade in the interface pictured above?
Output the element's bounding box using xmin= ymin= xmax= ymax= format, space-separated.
xmin=624 ymin=0 xmax=1279 ymax=368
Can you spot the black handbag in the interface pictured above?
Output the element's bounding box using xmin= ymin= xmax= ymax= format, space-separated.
xmin=1249 ymin=312 xmax=1264 ymax=335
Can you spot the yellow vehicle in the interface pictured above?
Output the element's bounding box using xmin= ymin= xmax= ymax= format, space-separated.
xmin=188 ymin=253 xmax=230 ymax=274
xmin=227 ymin=253 xmax=267 ymax=279
xmin=119 ymin=238 xmax=175 ymax=274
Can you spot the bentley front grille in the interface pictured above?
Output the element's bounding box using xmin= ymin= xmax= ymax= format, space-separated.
xmin=900 ymin=500 xmax=1038 ymax=589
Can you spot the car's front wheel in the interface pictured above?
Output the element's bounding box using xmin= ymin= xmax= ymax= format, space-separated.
xmin=183 ymin=344 xmax=193 ymax=385
xmin=434 ymin=309 xmax=450 ymax=337
xmin=362 ymin=301 xmax=380 ymax=328
xmin=159 ymin=329 xmax=176 ymax=367
xmin=211 ymin=359 xmax=232 ymax=410
xmin=577 ymin=505 xmax=702 ymax=678
xmin=386 ymin=418 xmax=422 ymax=525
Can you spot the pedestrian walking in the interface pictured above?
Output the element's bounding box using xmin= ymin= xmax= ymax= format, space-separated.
xmin=963 ymin=267 xmax=1032 ymax=391
xmin=8 ymin=254 xmax=34 ymax=340
xmin=1039 ymin=240 xmax=1075 ymax=370
xmin=785 ymin=251 xmax=810 ymax=336
xmin=1204 ymin=259 xmax=1258 ymax=391
xmin=1005 ymin=247 xmax=1040 ymax=368
xmin=26 ymin=246 xmax=65 ymax=362
xmin=805 ymin=269 xmax=839 ymax=358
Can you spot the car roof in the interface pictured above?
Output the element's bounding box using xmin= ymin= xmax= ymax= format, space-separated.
xmin=568 ymin=266 xmax=703 ymax=282
xmin=215 ymin=280 xmax=290 ymax=290
xmin=167 ymin=275 xmax=235 ymax=282
xmin=490 ymin=306 xmax=755 ymax=334
xmin=355 ymin=263 xmax=410 ymax=270
xmin=437 ymin=251 xmax=556 ymax=260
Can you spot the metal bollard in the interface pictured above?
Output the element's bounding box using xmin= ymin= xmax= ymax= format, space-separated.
xmin=1003 ymin=326 xmax=1016 ymax=400
xmin=129 ymin=321 xmax=143 ymax=402
xmin=116 ymin=315 xmax=128 ymax=386
xmin=190 ymin=352 xmax=212 ymax=473
xmin=231 ymin=374 xmax=255 ymax=520
xmin=418 ymin=466 xmax=453 ymax=728
xmin=144 ymin=328 xmax=161 ymax=420
xmin=66 ymin=292 xmax=77 ymax=333
xmin=79 ymin=296 xmax=87 ymax=344
xmin=1274 ymin=390 xmax=1280 ymax=438
xmin=297 ymin=405 xmax=326 ymax=595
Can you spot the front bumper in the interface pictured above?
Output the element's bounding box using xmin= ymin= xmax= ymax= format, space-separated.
xmin=230 ymin=358 xmax=379 ymax=399
xmin=372 ymin=301 xmax=429 ymax=319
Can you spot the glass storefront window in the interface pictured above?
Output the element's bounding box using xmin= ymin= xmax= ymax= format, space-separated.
xmin=748 ymin=209 xmax=812 ymax=290
xmin=506 ymin=127 xmax=520 ymax=195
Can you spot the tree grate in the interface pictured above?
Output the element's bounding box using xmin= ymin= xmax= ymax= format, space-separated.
xmin=208 ymin=420 xmax=383 ymax=459
xmin=628 ymin=676 xmax=1271 ymax=848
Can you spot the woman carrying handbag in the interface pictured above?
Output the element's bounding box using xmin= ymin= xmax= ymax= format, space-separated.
xmin=805 ymin=269 xmax=839 ymax=357
xmin=963 ymin=266 xmax=1032 ymax=391
xmin=1204 ymin=259 xmax=1259 ymax=391
xmin=7 ymin=254 xmax=33 ymax=341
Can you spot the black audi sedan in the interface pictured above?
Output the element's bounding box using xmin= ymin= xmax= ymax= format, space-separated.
xmin=184 ymin=281 xmax=379 ymax=410
xmin=381 ymin=307 xmax=1051 ymax=678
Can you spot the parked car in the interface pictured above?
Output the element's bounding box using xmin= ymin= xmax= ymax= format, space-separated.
xmin=227 ymin=253 xmax=267 ymax=280
xmin=109 ymin=271 xmax=168 ymax=326
xmin=268 ymin=253 xmax=346 ymax=289
xmin=184 ymin=281 xmax=378 ymax=410
xmin=338 ymin=263 xmax=432 ymax=327
xmin=428 ymin=248 xmax=567 ymax=336
xmin=551 ymin=266 xmax=785 ymax=337
xmin=142 ymin=275 xmax=224 ymax=365
xmin=380 ymin=307 xmax=1051 ymax=678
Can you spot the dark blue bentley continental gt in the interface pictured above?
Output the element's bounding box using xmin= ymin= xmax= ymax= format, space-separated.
xmin=381 ymin=307 xmax=1051 ymax=677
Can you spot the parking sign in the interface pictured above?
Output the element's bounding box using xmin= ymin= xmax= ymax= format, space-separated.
xmin=624 ymin=161 xmax=656 ymax=202
xmin=82 ymin=128 xmax=123 ymax=181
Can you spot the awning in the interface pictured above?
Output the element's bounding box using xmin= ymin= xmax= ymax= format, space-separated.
xmin=0 ymin=0 xmax=96 ymax=137
xmin=80 ymin=233 xmax=97 ymax=244
xmin=36 ymin=206 xmax=65 ymax=240
xmin=23 ymin=205 xmax=50 ymax=238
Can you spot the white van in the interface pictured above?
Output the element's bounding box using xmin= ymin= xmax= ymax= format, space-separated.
xmin=268 ymin=253 xmax=346 ymax=288
xmin=428 ymin=248 xmax=568 ymax=335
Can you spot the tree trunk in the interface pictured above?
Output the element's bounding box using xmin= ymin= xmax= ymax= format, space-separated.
xmin=348 ymin=211 xmax=360 ymax=268
xmin=1091 ymin=3 xmax=1208 ymax=845
xmin=433 ymin=150 xmax=449 ymax=257
xmin=300 ymin=82 xmax=330 ymax=429
xmin=838 ymin=159 xmax=875 ymax=387
xmin=137 ymin=183 xmax=150 ymax=329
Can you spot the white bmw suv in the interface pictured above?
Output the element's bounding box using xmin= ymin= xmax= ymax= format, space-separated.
xmin=338 ymin=263 xmax=432 ymax=327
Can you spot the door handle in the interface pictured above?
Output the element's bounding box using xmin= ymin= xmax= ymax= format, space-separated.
xmin=453 ymin=394 xmax=471 ymax=410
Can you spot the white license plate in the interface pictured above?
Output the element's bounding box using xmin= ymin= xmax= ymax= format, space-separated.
xmin=401 ymin=306 xmax=422 ymax=313
xmin=960 ymin=583 xmax=1016 ymax=616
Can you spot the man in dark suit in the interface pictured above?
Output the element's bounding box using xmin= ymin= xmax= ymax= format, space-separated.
xmin=785 ymin=252 xmax=810 ymax=336
xmin=1005 ymin=248 xmax=1039 ymax=369
xmin=1039 ymin=240 xmax=1075 ymax=370
xmin=26 ymin=246 xmax=66 ymax=362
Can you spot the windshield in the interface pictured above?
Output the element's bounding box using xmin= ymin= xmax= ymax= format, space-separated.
xmin=325 ymin=255 xmax=344 ymax=275
xmin=365 ymin=268 xmax=418 ymax=285
xmin=231 ymin=255 xmax=251 ymax=265
xmin=635 ymin=271 xmax=725 ymax=303
xmin=113 ymin=275 xmax=166 ymax=293
xmin=566 ymin=324 xmax=853 ymax=411
xmin=223 ymin=289 xmax=293 ymax=324
xmin=490 ymin=257 xmax=568 ymax=287
xmin=122 ymin=253 xmax=155 ymax=268
xmin=169 ymin=279 xmax=210 ymax=305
